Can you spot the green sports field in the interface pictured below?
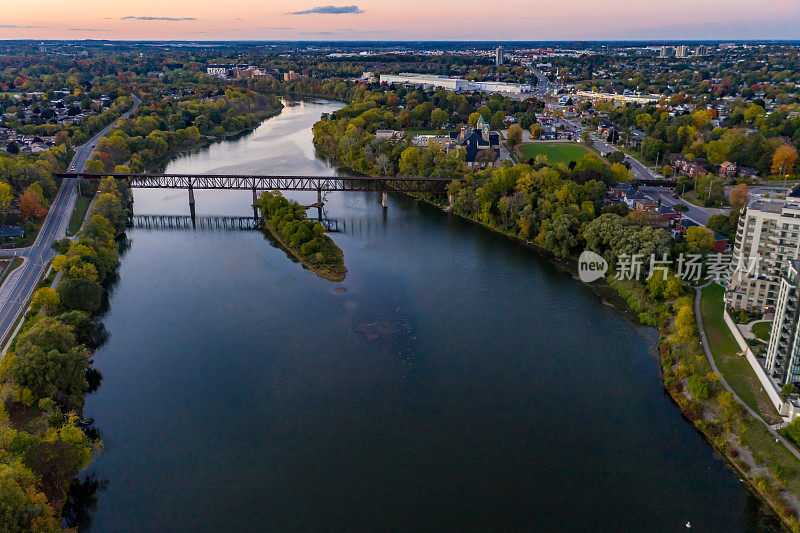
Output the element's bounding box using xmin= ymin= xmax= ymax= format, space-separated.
xmin=517 ymin=142 xmax=591 ymax=164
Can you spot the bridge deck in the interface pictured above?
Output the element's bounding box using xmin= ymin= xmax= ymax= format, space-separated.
xmin=57 ymin=173 xmax=456 ymax=192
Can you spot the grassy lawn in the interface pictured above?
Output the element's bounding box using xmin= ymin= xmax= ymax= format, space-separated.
xmin=67 ymin=196 xmax=91 ymax=236
xmin=0 ymin=256 xmax=23 ymax=287
xmin=699 ymin=283 xmax=782 ymax=423
xmin=517 ymin=142 xmax=591 ymax=164
xmin=751 ymin=321 xmax=772 ymax=342
xmin=748 ymin=419 xmax=800 ymax=493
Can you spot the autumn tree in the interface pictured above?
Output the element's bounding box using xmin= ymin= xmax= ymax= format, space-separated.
xmin=30 ymin=287 xmax=60 ymax=315
xmin=0 ymin=181 xmax=12 ymax=221
xmin=19 ymin=186 xmax=47 ymax=220
xmin=675 ymin=305 xmax=696 ymax=342
xmin=729 ymin=183 xmax=749 ymax=207
xmin=772 ymin=144 xmax=798 ymax=177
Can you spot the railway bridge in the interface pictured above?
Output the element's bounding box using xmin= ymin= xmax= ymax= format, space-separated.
xmin=57 ymin=172 xmax=456 ymax=212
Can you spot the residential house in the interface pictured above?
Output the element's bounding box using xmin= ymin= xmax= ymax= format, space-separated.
xmin=719 ymin=161 xmax=738 ymax=178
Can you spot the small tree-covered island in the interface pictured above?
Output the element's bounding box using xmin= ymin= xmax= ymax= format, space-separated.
xmin=256 ymin=191 xmax=347 ymax=282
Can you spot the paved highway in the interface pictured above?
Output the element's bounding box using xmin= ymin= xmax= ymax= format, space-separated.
xmin=530 ymin=67 xmax=555 ymax=97
xmin=0 ymin=95 xmax=140 ymax=346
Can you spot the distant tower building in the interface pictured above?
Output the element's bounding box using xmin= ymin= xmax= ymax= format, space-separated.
xmin=675 ymin=45 xmax=690 ymax=58
xmin=695 ymin=45 xmax=708 ymax=56
xmin=659 ymin=46 xmax=674 ymax=58
xmin=495 ymin=46 xmax=504 ymax=66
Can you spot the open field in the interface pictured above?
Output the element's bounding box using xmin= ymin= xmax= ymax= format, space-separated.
xmin=517 ymin=142 xmax=591 ymax=164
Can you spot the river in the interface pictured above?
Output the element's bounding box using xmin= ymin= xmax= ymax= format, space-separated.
xmin=75 ymin=99 xmax=774 ymax=531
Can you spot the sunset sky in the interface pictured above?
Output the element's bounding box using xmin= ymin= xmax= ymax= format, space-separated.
xmin=1 ymin=0 xmax=799 ymax=41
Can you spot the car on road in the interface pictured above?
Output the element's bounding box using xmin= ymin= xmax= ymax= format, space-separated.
xmin=672 ymin=194 xmax=679 ymax=199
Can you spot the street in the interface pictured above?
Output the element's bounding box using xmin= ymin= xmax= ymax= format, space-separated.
xmin=0 ymin=94 xmax=140 ymax=346
xmin=639 ymin=186 xmax=728 ymax=225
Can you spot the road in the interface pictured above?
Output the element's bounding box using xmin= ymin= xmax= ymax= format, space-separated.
xmin=69 ymin=94 xmax=141 ymax=172
xmin=589 ymin=134 xmax=728 ymax=225
xmin=640 ymin=187 xmax=728 ymax=226
xmin=0 ymin=95 xmax=140 ymax=347
xmin=530 ymin=67 xmax=555 ymax=97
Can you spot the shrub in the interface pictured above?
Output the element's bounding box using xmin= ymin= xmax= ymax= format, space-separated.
xmin=688 ymin=374 xmax=711 ymax=401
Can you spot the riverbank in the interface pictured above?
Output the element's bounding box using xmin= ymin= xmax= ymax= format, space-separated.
xmin=317 ymin=156 xmax=796 ymax=529
xmin=147 ymin=105 xmax=284 ymax=172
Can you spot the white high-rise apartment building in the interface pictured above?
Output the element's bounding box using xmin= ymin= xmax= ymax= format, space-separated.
xmin=726 ymin=191 xmax=800 ymax=312
xmin=765 ymin=260 xmax=800 ymax=385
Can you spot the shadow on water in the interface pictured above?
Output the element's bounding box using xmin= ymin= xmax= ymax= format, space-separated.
xmin=62 ymin=474 xmax=108 ymax=531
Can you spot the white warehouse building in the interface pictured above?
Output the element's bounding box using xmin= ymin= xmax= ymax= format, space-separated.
xmin=379 ymin=73 xmax=533 ymax=94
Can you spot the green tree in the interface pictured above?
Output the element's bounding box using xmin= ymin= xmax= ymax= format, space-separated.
xmin=685 ymin=226 xmax=715 ymax=253
xmin=507 ymin=124 xmax=523 ymax=147
xmin=490 ymin=110 xmax=505 ymax=131
xmin=84 ymin=159 xmax=104 ymax=173
xmin=430 ymin=108 xmax=448 ymax=129
xmin=30 ymin=288 xmax=59 ymax=315
xmin=0 ymin=181 xmax=12 ymax=221
xmin=56 ymin=278 xmax=103 ymax=314
xmin=11 ymin=316 xmax=89 ymax=402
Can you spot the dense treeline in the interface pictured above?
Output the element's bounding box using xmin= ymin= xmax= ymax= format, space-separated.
xmin=87 ymin=89 xmax=281 ymax=172
xmin=313 ymin=84 xmax=544 ymax=177
xmin=312 ymin=87 xmax=673 ymax=264
xmin=596 ymin=100 xmax=800 ymax=177
xmin=0 ymin=177 xmax=129 ymax=530
xmin=0 ymin=145 xmax=73 ymax=244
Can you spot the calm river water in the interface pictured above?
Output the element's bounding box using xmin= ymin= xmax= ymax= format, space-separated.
xmin=78 ymin=99 xmax=773 ymax=531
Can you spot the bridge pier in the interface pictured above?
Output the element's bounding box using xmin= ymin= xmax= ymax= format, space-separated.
xmin=252 ymin=187 xmax=259 ymax=220
xmin=317 ymin=187 xmax=323 ymax=206
xmin=188 ymin=184 xmax=196 ymax=226
xmin=381 ymin=191 xmax=388 ymax=208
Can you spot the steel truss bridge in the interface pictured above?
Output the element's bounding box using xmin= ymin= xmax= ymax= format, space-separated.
xmin=56 ymin=173 xmax=455 ymax=193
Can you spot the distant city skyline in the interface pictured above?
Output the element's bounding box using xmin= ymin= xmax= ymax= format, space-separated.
xmin=2 ymin=0 xmax=799 ymax=41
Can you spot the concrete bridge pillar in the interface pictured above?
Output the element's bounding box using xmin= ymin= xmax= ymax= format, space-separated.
xmin=317 ymin=188 xmax=323 ymax=206
xmin=381 ymin=191 xmax=388 ymax=208
xmin=188 ymin=183 xmax=196 ymax=225
xmin=448 ymin=193 xmax=454 ymax=206
xmin=252 ymin=187 xmax=259 ymax=220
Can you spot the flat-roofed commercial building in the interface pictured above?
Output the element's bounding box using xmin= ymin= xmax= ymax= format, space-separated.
xmin=379 ymin=73 xmax=532 ymax=94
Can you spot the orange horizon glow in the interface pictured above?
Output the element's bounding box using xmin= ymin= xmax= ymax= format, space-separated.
xmin=1 ymin=0 xmax=799 ymax=41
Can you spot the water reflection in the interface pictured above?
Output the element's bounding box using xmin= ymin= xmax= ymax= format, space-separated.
xmin=63 ymin=474 xmax=108 ymax=530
